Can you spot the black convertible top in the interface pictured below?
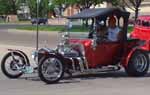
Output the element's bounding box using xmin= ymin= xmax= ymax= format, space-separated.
xmin=67 ymin=8 xmax=130 ymax=19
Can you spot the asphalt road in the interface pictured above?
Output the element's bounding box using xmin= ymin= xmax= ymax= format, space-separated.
xmin=0 ymin=24 xmax=87 ymax=48
xmin=0 ymin=27 xmax=59 ymax=48
xmin=0 ymin=24 xmax=150 ymax=95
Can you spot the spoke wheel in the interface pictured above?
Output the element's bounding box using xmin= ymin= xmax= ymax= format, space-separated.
xmin=125 ymin=51 xmax=149 ymax=77
xmin=38 ymin=56 xmax=64 ymax=84
xmin=1 ymin=52 xmax=26 ymax=78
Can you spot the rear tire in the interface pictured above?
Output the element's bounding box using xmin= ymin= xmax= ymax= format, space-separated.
xmin=38 ymin=56 xmax=64 ymax=84
xmin=1 ymin=52 xmax=26 ymax=78
xmin=125 ymin=51 xmax=149 ymax=77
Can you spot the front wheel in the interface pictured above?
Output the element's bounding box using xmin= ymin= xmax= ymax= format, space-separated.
xmin=1 ymin=52 xmax=26 ymax=78
xmin=125 ymin=51 xmax=149 ymax=77
xmin=38 ymin=56 xmax=64 ymax=84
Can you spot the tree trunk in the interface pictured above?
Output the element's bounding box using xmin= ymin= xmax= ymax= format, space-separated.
xmin=11 ymin=0 xmax=17 ymax=15
xmin=134 ymin=8 xmax=139 ymax=21
xmin=85 ymin=19 xmax=89 ymax=26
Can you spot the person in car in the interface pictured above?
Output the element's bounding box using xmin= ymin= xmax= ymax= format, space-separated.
xmin=107 ymin=16 xmax=121 ymax=41
xmin=96 ymin=26 xmax=107 ymax=41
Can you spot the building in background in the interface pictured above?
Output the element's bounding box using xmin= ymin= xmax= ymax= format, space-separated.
xmin=9 ymin=0 xmax=149 ymax=22
xmin=63 ymin=2 xmax=107 ymax=17
xmin=127 ymin=0 xmax=150 ymax=17
xmin=17 ymin=2 xmax=30 ymax=20
xmin=63 ymin=5 xmax=80 ymax=17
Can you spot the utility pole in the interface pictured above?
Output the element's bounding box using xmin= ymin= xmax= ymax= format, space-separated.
xmin=36 ymin=0 xmax=40 ymax=50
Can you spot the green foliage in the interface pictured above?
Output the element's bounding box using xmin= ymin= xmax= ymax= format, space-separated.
xmin=0 ymin=0 xmax=9 ymax=15
xmin=122 ymin=0 xmax=145 ymax=20
xmin=49 ymin=3 xmax=55 ymax=12
xmin=0 ymin=0 xmax=20 ymax=15
xmin=26 ymin=0 xmax=37 ymax=18
xmin=16 ymin=25 xmax=133 ymax=33
xmin=105 ymin=0 xmax=120 ymax=6
xmin=26 ymin=0 xmax=49 ymax=18
xmin=39 ymin=0 xmax=49 ymax=17
xmin=52 ymin=0 xmax=104 ymax=10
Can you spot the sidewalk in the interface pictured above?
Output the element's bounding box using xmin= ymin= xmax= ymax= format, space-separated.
xmin=48 ymin=18 xmax=67 ymax=25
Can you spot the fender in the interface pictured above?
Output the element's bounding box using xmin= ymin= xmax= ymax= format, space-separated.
xmin=8 ymin=49 xmax=30 ymax=66
xmin=38 ymin=51 xmax=65 ymax=67
xmin=121 ymin=47 xmax=147 ymax=67
xmin=38 ymin=48 xmax=64 ymax=62
xmin=122 ymin=48 xmax=136 ymax=67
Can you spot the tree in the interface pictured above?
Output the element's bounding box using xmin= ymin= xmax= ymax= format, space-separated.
xmin=48 ymin=3 xmax=56 ymax=17
xmin=52 ymin=0 xmax=104 ymax=15
xmin=0 ymin=0 xmax=10 ymax=15
xmin=8 ymin=0 xmax=20 ymax=14
xmin=27 ymin=0 xmax=49 ymax=18
xmin=103 ymin=0 xmax=144 ymax=21
xmin=102 ymin=0 xmax=125 ymax=10
xmin=122 ymin=0 xmax=144 ymax=21
xmin=105 ymin=0 xmax=120 ymax=6
xmin=51 ymin=0 xmax=70 ymax=16
xmin=39 ymin=0 xmax=49 ymax=17
xmin=26 ymin=0 xmax=36 ymax=18
xmin=74 ymin=0 xmax=103 ymax=10
xmin=0 ymin=0 xmax=20 ymax=15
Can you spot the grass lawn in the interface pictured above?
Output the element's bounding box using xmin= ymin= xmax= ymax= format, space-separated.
xmin=128 ymin=26 xmax=134 ymax=33
xmin=16 ymin=25 xmax=133 ymax=33
xmin=0 ymin=20 xmax=30 ymax=24
xmin=0 ymin=20 xmax=5 ymax=23
xmin=16 ymin=25 xmax=89 ymax=32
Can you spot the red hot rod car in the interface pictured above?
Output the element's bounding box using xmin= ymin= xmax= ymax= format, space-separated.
xmin=130 ymin=15 xmax=150 ymax=51
xmin=1 ymin=8 xmax=149 ymax=84
xmin=37 ymin=8 xmax=150 ymax=84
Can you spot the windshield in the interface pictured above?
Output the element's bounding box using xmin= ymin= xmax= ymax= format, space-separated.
xmin=66 ymin=15 xmax=125 ymax=41
xmin=66 ymin=19 xmax=91 ymax=38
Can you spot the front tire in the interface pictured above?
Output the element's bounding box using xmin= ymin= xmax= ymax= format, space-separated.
xmin=38 ymin=56 xmax=64 ymax=84
xmin=125 ymin=51 xmax=149 ymax=77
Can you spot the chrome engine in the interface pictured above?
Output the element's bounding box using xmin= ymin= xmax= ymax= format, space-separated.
xmin=57 ymin=32 xmax=83 ymax=57
xmin=57 ymin=44 xmax=80 ymax=57
xmin=56 ymin=32 xmax=88 ymax=72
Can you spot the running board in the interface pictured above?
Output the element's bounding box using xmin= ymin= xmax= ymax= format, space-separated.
xmin=67 ymin=65 xmax=121 ymax=75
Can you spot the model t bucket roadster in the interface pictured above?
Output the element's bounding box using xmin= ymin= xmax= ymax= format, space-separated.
xmin=1 ymin=8 xmax=149 ymax=84
xmin=36 ymin=8 xmax=150 ymax=84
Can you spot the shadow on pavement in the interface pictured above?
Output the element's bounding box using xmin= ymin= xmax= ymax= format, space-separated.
xmin=71 ymin=71 xmax=150 ymax=79
xmin=17 ymin=71 xmax=150 ymax=84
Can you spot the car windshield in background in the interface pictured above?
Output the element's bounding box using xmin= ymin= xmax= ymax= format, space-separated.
xmin=142 ymin=21 xmax=150 ymax=27
xmin=136 ymin=19 xmax=150 ymax=27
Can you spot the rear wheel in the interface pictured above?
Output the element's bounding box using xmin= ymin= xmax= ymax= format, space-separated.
xmin=1 ymin=52 xmax=26 ymax=78
xmin=38 ymin=56 xmax=64 ymax=84
xmin=125 ymin=51 xmax=149 ymax=77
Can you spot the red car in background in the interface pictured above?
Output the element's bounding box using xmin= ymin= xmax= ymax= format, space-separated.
xmin=130 ymin=15 xmax=150 ymax=51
